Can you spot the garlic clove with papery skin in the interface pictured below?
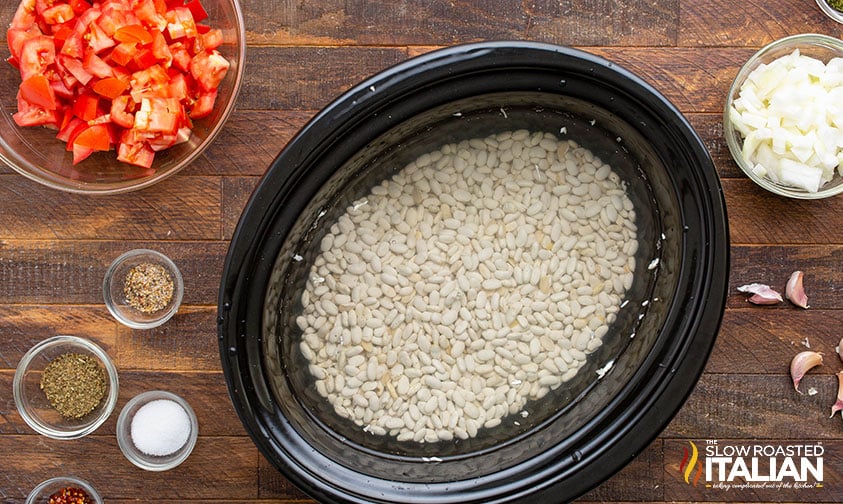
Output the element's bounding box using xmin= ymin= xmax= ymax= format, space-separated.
xmin=785 ymin=270 xmax=809 ymax=309
xmin=832 ymin=372 xmax=843 ymax=418
xmin=736 ymin=283 xmax=783 ymax=305
xmin=790 ymin=351 xmax=823 ymax=393
xmin=837 ymin=337 xmax=843 ymax=365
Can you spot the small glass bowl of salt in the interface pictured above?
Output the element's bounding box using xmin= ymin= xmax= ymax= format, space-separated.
xmin=116 ymin=390 xmax=198 ymax=471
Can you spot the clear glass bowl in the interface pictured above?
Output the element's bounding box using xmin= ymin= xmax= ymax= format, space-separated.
xmin=103 ymin=249 xmax=184 ymax=329
xmin=816 ymin=0 xmax=843 ymax=23
xmin=724 ymin=33 xmax=843 ymax=199
xmin=0 ymin=0 xmax=245 ymax=194
xmin=26 ymin=476 xmax=103 ymax=504
xmin=14 ymin=336 xmax=119 ymax=440
xmin=116 ymin=390 xmax=199 ymax=471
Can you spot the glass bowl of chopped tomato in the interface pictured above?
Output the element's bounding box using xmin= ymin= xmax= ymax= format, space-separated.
xmin=0 ymin=0 xmax=245 ymax=194
xmin=14 ymin=335 xmax=119 ymax=440
xmin=724 ymin=33 xmax=843 ymax=199
xmin=26 ymin=476 xmax=103 ymax=504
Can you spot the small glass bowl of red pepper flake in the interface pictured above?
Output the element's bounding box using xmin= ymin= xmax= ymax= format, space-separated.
xmin=25 ymin=476 xmax=102 ymax=504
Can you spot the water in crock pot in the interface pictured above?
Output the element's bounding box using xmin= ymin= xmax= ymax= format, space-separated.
xmin=295 ymin=129 xmax=638 ymax=443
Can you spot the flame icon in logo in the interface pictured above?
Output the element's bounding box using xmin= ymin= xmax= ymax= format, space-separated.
xmin=679 ymin=441 xmax=703 ymax=486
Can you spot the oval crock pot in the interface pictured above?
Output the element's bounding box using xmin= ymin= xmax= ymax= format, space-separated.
xmin=219 ymin=41 xmax=729 ymax=503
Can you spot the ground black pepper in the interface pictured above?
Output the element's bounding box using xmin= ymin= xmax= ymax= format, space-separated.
xmin=40 ymin=353 xmax=107 ymax=419
xmin=123 ymin=262 xmax=174 ymax=313
xmin=48 ymin=486 xmax=93 ymax=504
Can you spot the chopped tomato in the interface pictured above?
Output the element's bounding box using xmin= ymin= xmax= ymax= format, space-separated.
xmin=189 ymin=89 xmax=216 ymax=119
xmin=8 ymin=0 xmax=229 ymax=169
xmin=184 ymin=0 xmax=209 ymax=22
xmin=19 ymin=74 xmax=57 ymax=110
xmin=189 ymin=50 xmax=229 ymax=91
xmin=41 ymin=4 xmax=75 ymax=25
xmin=83 ymin=50 xmax=114 ymax=78
xmin=72 ymin=93 xmax=99 ymax=121
xmin=114 ymin=24 xmax=153 ymax=44
xmin=69 ymin=0 xmax=93 ymax=15
xmin=11 ymin=0 xmax=37 ymax=30
xmin=92 ymin=76 xmax=129 ymax=99
xmin=20 ymin=35 xmax=55 ymax=81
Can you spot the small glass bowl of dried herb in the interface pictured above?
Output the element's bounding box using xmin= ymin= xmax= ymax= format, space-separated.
xmin=25 ymin=476 xmax=103 ymax=504
xmin=14 ymin=336 xmax=119 ymax=440
xmin=103 ymin=249 xmax=184 ymax=329
xmin=816 ymin=0 xmax=843 ymax=22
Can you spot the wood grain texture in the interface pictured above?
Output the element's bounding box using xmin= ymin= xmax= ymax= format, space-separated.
xmin=0 ymin=241 xmax=227 ymax=305
xmin=241 ymin=0 xmax=678 ymax=47
xmin=0 ymin=435 xmax=257 ymax=501
xmin=1 ymin=371 xmax=243 ymax=436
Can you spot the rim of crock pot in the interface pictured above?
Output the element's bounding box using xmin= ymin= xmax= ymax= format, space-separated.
xmin=219 ymin=40 xmax=729 ymax=504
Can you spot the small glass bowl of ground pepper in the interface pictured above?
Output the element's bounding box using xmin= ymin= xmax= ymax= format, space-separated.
xmin=14 ymin=336 xmax=119 ymax=440
xmin=103 ymin=249 xmax=184 ymax=329
xmin=25 ymin=476 xmax=103 ymax=504
xmin=816 ymin=0 xmax=843 ymax=22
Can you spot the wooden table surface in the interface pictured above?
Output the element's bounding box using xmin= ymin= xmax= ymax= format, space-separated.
xmin=2 ymin=0 xmax=843 ymax=502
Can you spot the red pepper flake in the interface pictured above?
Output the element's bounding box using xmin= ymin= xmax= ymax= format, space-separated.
xmin=48 ymin=487 xmax=93 ymax=504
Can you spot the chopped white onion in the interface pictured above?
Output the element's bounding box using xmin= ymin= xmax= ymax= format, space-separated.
xmin=730 ymin=49 xmax=843 ymax=192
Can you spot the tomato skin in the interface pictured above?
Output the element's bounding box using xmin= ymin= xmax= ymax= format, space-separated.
xmin=189 ymin=89 xmax=217 ymax=119
xmin=72 ymin=93 xmax=100 ymax=121
xmin=20 ymin=74 xmax=57 ymax=110
xmin=69 ymin=0 xmax=92 ymax=15
xmin=11 ymin=0 xmax=37 ymax=31
xmin=92 ymin=76 xmax=129 ymax=99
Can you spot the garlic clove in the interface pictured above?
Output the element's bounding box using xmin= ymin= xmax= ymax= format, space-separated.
xmin=832 ymin=371 xmax=843 ymax=418
xmin=790 ymin=351 xmax=822 ymax=393
xmin=837 ymin=337 xmax=843 ymax=364
xmin=737 ymin=283 xmax=783 ymax=305
xmin=785 ymin=270 xmax=809 ymax=309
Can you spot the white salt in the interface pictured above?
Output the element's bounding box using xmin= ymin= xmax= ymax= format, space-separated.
xmin=130 ymin=399 xmax=191 ymax=457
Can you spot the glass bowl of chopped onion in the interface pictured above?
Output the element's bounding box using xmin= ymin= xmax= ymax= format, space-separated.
xmin=0 ymin=0 xmax=245 ymax=194
xmin=103 ymin=249 xmax=184 ymax=329
xmin=14 ymin=335 xmax=119 ymax=440
xmin=724 ymin=33 xmax=843 ymax=199
xmin=26 ymin=476 xmax=103 ymax=504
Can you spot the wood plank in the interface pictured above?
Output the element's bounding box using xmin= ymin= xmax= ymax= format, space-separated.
xmin=117 ymin=307 xmax=221 ymax=371
xmin=1 ymin=371 xmax=246 ymax=436
xmin=231 ymin=46 xmax=751 ymax=114
xmin=580 ymin=439 xmax=665 ymax=501
xmin=192 ymin=111 xmax=314 ymax=177
xmin=239 ymin=47 xmax=408 ymax=111
xmin=223 ymin=177 xmax=262 ymax=240
xmin=0 ymin=306 xmax=221 ymax=371
xmin=0 ymin=306 xmax=116 ymax=370
xmin=664 ymin=374 xmax=840 ymax=440
xmin=679 ymin=0 xmax=835 ymax=47
xmin=240 ymin=0 xmax=678 ymax=46
xmin=0 ymin=435 xmax=257 ymax=501
xmin=0 ymin=175 xmax=221 ymax=241
xmin=0 ymin=241 xmax=227 ymax=305
xmin=725 ymin=182 xmax=843 ymax=245
xmin=708 ymin=309 xmax=843 ymax=375
xmin=687 ymin=112 xmax=743 ymax=179
xmin=729 ymin=246 xmax=843 ymax=306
